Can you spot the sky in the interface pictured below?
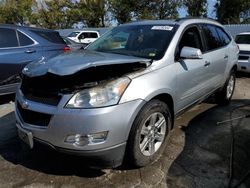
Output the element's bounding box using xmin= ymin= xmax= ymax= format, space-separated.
xmin=178 ymin=0 xmax=217 ymax=18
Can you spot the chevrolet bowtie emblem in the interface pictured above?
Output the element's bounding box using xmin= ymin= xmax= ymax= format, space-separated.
xmin=21 ymin=100 xmax=29 ymax=109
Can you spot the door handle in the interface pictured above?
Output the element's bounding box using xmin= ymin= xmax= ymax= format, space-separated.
xmin=25 ymin=49 xmax=36 ymax=53
xmin=204 ymin=61 xmax=211 ymax=67
xmin=224 ymin=55 xmax=229 ymax=59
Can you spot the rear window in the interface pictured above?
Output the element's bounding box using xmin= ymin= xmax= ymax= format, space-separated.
xmin=235 ymin=35 xmax=250 ymax=44
xmin=30 ymin=30 xmax=66 ymax=44
xmin=0 ymin=28 xmax=18 ymax=48
xmin=68 ymin=32 xmax=80 ymax=37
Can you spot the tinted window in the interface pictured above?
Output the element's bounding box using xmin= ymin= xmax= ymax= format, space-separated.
xmin=30 ymin=30 xmax=66 ymax=44
xmin=0 ymin=28 xmax=18 ymax=48
xmin=216 ymin=27 xmax=231 ymax=46
xmin=68 ymin=31 xmax=80 ymax=37
xmin=178 ymin=26 xmax=203 ymax=54
xmin=79 ymin=32 xmax=98 ymax=39
xmin=202 ymin=24 xmax=223 ymax=51
xmin=18 ymin=31 xmax=34 ymax=46
xmin=88 ymin=24 xmax=177 ymax=60
xmin=235 ymin=35 xmax=250 ymax=44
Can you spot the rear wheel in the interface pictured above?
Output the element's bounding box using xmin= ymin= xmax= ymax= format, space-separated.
xmin=215 ymin=70 xmax=236 ymax=105
xmin=127 ymin=100 xmax=172 ymax=167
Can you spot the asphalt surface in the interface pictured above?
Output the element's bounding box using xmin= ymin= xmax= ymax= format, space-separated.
xmin=0 ymin=73 xmax=249 ymax=188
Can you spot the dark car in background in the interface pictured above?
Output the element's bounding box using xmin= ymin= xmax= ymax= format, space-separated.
xmin=0 ymin=24 xmax=69 ymax=95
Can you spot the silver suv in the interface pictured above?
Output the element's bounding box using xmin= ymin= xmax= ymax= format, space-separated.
xmin=15 ymin=18 xmax=238 ymax=168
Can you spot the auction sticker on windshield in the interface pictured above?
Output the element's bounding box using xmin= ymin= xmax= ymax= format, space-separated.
xmin=151 ymin=26 xmax=173 ymax=31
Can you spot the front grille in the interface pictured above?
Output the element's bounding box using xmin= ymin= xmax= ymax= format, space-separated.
xmin=239 ymin=56 xmax=249 ymax=60
xmin=23 ymin=92 xmax=62 ymax=106
xmin=239 ymin=50 xmax=250 ymax=55
xmin=17 ymin=102 xmax=52 ymax=127
xmin=21 ymin=80 xmax=62 ymax=106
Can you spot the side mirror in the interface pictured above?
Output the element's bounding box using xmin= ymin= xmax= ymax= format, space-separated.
xmin=180 ymin=46 xmax=203 ymax=59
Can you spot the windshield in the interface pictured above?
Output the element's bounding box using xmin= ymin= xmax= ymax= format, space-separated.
xmin=87 ymin=24 xmax=177 ymax=60
xmin=68 ymin=32 xmax=80 ymax=37
xmin=235 ymin=35 xmax=250 ymax=44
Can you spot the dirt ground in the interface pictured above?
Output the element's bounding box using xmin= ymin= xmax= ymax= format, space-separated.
xmin=0 ymin=73 xmax=249 ymax=188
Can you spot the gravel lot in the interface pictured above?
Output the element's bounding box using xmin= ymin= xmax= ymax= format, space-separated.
xmin=0 ymin=73 xmax=249 ymax=188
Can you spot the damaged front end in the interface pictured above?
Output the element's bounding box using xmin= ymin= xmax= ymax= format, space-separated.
xmin=20 ymin=61 xmax=150 ymax=107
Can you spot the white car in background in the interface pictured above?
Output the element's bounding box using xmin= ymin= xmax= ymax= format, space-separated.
xmin=67 ymin=30 xmax=100 ymax=44
xmin=235 ymin=32 xmax=250 ymax=73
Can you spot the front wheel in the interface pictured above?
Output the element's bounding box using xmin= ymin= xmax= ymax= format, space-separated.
xmin=126 ymin=100 xmax=172 ymax=167
xmin=215 ymin=70 xmax=236 ymax=105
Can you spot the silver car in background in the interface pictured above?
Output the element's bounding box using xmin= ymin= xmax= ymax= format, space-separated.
xmin=15 ymin=18 xmax=238 ymax=168
xmin=235 ymin=32 xmax=250 ymax=73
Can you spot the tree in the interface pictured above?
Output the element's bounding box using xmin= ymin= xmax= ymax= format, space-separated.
xmin=109 ymin=0 xmax=135 ymax=24
xmin=0 ymin=0 xmax=35 ymax=25
xmin=109 ymin=0 xmax=181 ymax=25
xmin=32 ymin=0 xmax=80 ymax=29
xmin=78 ymin=0 xmax=107 ymax=27
xmin=215 ymin=0 xmax=250 ymax=24
xmin=183 ymin=0 xmax=207 ymax=17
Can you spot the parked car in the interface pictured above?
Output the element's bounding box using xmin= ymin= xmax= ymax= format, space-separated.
xmin=235 ymin=32 xmax=250 ymax=73
xmin=67 ymin=30 xmax=100 ymax=44
xmin=0 ymin=24 xmax=69 ymax=95
xmin=16 ymin=18 xmax=238 ymax=168
xmin=63 ymin=37 xmax=86 ymax=50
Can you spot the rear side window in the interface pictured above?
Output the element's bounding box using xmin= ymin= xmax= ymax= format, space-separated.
xmin=79 ymin=32 xmax=98 ymax=39
xmin=202 ymin=24 xmax=223 ymax=51
xmin=216 ymin=27 xmax=231 ymax=46
xmin=30 ymin=30 xmax=66 ymax=44
xmin=235 ymin=35 xmax=250 ymax=44
xmin=17 ymin=31 xmax=34 ymax=46
xmin=0 ymin=28 xmax=18 ymax=48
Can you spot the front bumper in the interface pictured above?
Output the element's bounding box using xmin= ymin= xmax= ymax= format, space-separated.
xmin=15 ymin=89 xmax=146 ymax=167
xmin=238 ymin=59 xmax=250 ymax=73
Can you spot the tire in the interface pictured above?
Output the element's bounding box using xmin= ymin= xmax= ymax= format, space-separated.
xmin=215 ymin=70 xmax=236 ymax=105
xmin=126 ymin=99 xmax=172 ymax=167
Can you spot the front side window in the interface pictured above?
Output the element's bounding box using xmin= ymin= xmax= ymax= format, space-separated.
xmin=235 ymin=34 xmax=250 ymax=44
xmin=0 ymin=28 xmax=18 ymax=48
xmin=177 ymin=26 xmax=203 ymax=56
xmin=87 ymin=24 xmax=177 ymax=60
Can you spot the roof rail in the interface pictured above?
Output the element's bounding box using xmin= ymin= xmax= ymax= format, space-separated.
xmin=175 ymin=17 xmax=218 ymax=22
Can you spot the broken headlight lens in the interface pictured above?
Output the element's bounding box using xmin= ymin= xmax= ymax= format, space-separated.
xmin=66 ymin=77 xmax=131 ymax=108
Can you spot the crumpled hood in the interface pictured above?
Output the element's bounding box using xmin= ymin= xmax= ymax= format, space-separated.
xmin=23 ymin=50 xmax=151 ymax=77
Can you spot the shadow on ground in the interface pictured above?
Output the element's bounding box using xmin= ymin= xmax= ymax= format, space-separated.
xmin=167 ymin=99 xmax=250 ymax=188
xmin=0 ymin=94 xmax=15 ymax=105
xmin=0 ymin=111 xmax=105 ymax=178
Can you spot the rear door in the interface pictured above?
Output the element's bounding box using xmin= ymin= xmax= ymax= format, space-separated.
xmin=0 ymin=28 xmax=41 ymax=85
xmin=200 ymin=24 xmax=231 ymax=90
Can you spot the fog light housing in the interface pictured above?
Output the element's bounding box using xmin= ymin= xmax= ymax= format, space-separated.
xmin=65 ymin=131 xmax=108 ymax=146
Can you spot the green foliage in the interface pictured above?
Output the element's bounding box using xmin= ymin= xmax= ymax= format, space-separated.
xmin=109 ymin=0 xmax=135 ymax=24
xmin=183 ymin=0 xmax=207 ymax=17
xmin=0 ymin=0 xmax=35 ymax=25
xmin=109 ymin=0 xmax=181 ymax=24
xmin=215 ymin=0 xmax=250 ymax=24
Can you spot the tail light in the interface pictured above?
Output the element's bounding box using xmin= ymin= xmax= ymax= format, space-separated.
xmin=63 ymin=46 xmax=71 ymax=52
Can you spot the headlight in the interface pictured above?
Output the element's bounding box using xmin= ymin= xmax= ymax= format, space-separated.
xmin=66 ymin=77 xmax=131 ymax=108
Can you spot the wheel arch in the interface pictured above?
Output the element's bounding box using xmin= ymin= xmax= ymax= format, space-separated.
xmin=148 ymin=93 xmax=175 ymax=129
